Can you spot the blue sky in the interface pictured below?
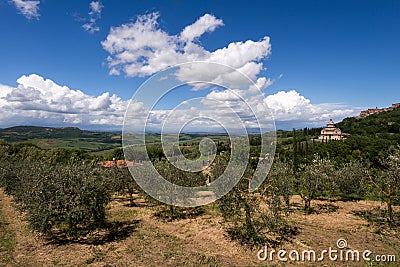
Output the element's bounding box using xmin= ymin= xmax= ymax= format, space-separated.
xmin=0 ymin=0 xmax=399 ymax=130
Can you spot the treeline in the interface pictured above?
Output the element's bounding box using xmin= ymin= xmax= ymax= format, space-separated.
xmin=276 ymin=129 xmax=398 ymax=165
xmin=276 ymin=106 xmax=400 ymax=163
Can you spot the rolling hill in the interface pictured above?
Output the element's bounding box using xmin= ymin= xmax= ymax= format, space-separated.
xmin=0 ymin=126 xmax=122 ymax=152
xmin=337 ymin=105 xmax=400 ymax=137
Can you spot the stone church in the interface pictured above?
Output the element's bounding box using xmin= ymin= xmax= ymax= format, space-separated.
xmin=318 ymin=119 xmax=349 ymax=141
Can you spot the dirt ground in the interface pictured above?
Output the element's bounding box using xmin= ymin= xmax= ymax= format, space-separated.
xmin=1 ymin=189 xmax=399 ymax=267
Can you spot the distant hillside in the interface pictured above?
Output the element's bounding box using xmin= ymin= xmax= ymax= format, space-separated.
xmin=337 ymin=106 xmax=400 ymax=136
xmin=0 ymin=126 xmax=121 ymax=142
xmin=0 ymin=126 xmax=122 ymax=153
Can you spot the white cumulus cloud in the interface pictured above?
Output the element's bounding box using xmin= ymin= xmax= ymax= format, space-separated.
xmin=180 ymin=14 xmax=224 ymax=42
xmin=264 ymin=90 xmax=357 ymax=128
xmin=0 ymin=74 xmax=127 ymax=129
xmin=10 ymin=0 xmax=40 ymax=20
xmin=101 ymin=12 xmax=271 ymax=88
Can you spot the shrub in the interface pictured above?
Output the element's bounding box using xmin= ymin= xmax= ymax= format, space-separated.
xmin=0 ymin=160 xmax=112 ymax=237
xmin=371 ymin=146 xmax=400 ymax=223
xmin=298 ymin=154 xmax=335 ymax=212
xmin=216 ymin=155 xmax=293 ymax=247
xmin=336 ymin=161 xmax=368 ymax=199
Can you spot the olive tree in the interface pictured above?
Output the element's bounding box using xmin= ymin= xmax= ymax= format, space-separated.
xmin=371 ymin=146 xmax=400 ymax=223
xmin=108 ymin=166 xmax=140 ymax=206
xmin=298 ymin=154 xmax=335 ymax=212
xmin=152 ymin=159 xmax=206 ymax=220
xmin=0 ymin=160 xmax=112 ymax=237
xmin=24 ymin=162 xmax=112 ymax=237
xmin=267 ymin=159 xmax=294 ymax=215
xmin=216 ymin=155 xmax=292 ymax=246
xmin=336 ymin=161 xmax=368 ymax=199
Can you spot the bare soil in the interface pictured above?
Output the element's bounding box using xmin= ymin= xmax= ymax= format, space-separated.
xmin=0 ymin=190 xmax=399 ymax=267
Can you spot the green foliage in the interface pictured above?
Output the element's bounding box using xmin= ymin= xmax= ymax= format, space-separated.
xmin=0 ymin=126 xmax=121 ymax=153
xmin=0 ymin=142 xmax=91 ymax=164
xmin=336 ymin=161 xmax=369 ymax=199
xmin=146 ymin=145 xmax=165 ymax=161
xmin=152 ymin=160 xmax=206 ymax=220
xmin=0 ymin=160 xmax=112 ymax=237
xmin=249 ymin=134 xmax=262 ymax=146
xmin=216 ymin=155 xmax=293 ymax=247
xmin=338 ymin=108 xmax=400 ymax=136
xmin=0 ymin=126 xmax=121 ymax=143
xmin=179 ymin=145 xmax=201 ymax=160
xmin=298 ymin=155 xmax=335 ymax=212
xmin=109 ymin=166 xmax=142 ymax=207
xmin=278 ymin=107 xmax=400 ymax=167
xmin=110 ymin=147 xmax=124 ymax=160
xmin=267 ymin=160 xmax=294 ymax=214
xmin=371 ymin=146 xmax=400 ymax=223
xmin=0 ymin=143 xmax=115 ymax=238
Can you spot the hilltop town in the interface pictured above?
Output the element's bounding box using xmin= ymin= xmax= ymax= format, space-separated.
xmin=355 ymin=103 xmax=400 ymax=119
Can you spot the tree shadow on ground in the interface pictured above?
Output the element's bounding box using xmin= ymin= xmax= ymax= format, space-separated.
xmin=122 ymin=201 xmax=158 ymax=208
xmin=353 ymin=207 xmax=400 ymax=228
xmin=154 ymin=206 xmax=205 ymax=222
xmin=314 ymin=203 xmax=339 ymax=214
xmin=225 ymin=222 xmax=299 ymax=248
xmin=112 ymin=196 xmax=158 ymax=208
xmin=291 ymin=201 xmax=339 ymax=214
xmin=46 ymin=219 xmax=141 ymax=245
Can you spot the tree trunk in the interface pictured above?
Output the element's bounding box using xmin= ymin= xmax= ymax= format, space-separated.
xmin=244 ymin=202 xmax=257 ymax=237
xmin=304 ymin=198 xmax=311 ymax=212
xmin=387 ymin=196 xmax=393 ymax=223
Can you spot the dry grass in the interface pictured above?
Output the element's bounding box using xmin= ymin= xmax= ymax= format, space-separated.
xmin=0 ymin=189 xmax=399 ymax=266
xmin=0 ymin=195 xmax=16 ymax=266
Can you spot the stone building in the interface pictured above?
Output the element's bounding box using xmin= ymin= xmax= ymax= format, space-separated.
xmin=318 ymin=119 xmax=347 ymax=141
xmin=355 ymin=103 xmax=400 ymax=119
